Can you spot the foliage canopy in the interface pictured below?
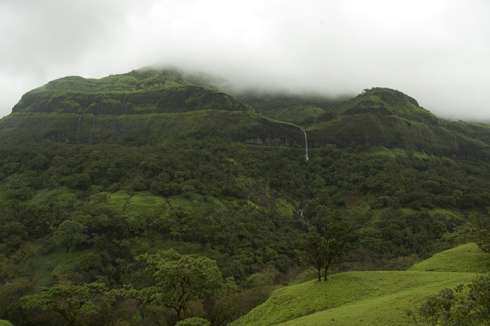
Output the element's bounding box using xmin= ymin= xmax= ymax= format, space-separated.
xmin=299 ymin=213 xmax=358 ymax=281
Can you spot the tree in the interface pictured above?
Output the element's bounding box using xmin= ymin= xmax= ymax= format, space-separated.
xmin=469 ymin=213 xmax=490 ymax=254
xmin=112 ymin=249 xmax=225 ymax=321
xmin=298 ymin=227 xmax=325 ymax=282
xmin=407 ymin=273 xmax=490 ymax=325
xmin=0 ymin=278 xmax=33 ymax=321
xmin=299 ymin=213 xmax=358 ymax=281
xmin=53 ymin=220 xmax=89 ymax=252
xmin=0 ymin=255 xmax=15 ymax=281
xmin=20 ymin=283 xmax=107 ymax=326
xmin=320 ymin=214 xmax=358 ymax=280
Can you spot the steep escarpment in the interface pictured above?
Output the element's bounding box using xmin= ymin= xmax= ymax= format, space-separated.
xmin=304 ymin=88 xmax=490 ymax=160
xmin=0 ymin=110 xmax=306 ymax=145
xmin=12 ymin=69 xmax=249 ymax=115
xmin=0 ymin=69 xmax=306 ymax=146
xmin=2 ymin=70 xmax=490 ymax=160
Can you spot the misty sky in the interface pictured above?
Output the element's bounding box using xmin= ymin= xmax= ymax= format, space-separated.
xmin=1 ymin=0 xmax=489 ymax=120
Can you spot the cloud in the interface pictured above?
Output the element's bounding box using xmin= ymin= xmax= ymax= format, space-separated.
xmin=1 ymin=0 xmax=490 ymax=120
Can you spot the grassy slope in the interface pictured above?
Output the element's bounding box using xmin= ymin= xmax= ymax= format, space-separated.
xmin=230 ymin=243 xmax=490 ymax=326
xmin=409 ymin=242 xmax=490 ymax=273
xmin=16 ymin=248 xmax=90 ymax=287
xmin=337 ymin=88 xmax=438 ymax=125
xmin=278 ymin=273 xmax=475 ymax=326
xmin=304 ymin=88 xmax=490 ymax=159
xmin=0 ymin=320 xmax=14 ymax=326
xmin=235 ymin=91 xmax=344 ymax=126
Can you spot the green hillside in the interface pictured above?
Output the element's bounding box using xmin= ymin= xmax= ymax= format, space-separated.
xmin=2 ymin=68 xmax=490 ymax=325
xmin=0 ymin=109 xmax=305 ymax=146
xmin=231 ymin=243 xmax=490 ymax=326
xmin=338 ymin=87 xmax=438 ymax=125
xmin=409 ymin=242 xmax=490 ymax=273
xmin=0 ymin=320 xmax=14 ymax=326
xmin=231 ymin=271 xmax=476 ymax=326
xmin=235 ymin=91 xmax=344 ymax=126
xmin=12 ymin=69 xmax=248 ymax=115
xmin=0 ymin=69 xmax=306 ymax=146
xmin=2 ymin=69 xmax=490 ymax=161
xmin=305 ymin=88 xmax=490 ymax=160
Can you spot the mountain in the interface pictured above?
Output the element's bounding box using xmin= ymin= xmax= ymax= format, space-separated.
xmin=0 ymin=68 xmax=305 ymax=146
xmin=301 ymin=87 xmax=490 ymax=160
xmin=2 ymin=68 xmax=490 ymax=160
xmin=2 ymin=67 xmax=490 ymax=325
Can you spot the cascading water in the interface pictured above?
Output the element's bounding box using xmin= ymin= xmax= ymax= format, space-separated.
xmin=296 ymin=208 xmax=310 ymax=224
xmin=302 ymin=129 xmax=309 ymax=161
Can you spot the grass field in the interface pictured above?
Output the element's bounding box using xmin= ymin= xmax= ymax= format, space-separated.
xmin=230 ymin=243 xmax=490 ymax=326
xmin=409 ymin=242 xmax=490 ymax=273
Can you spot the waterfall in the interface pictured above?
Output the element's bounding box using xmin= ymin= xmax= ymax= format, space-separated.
xmin=302 ymin=129 xmax=309 ymax=161
xmin=296 ymin=208 xmax=310 ymax=224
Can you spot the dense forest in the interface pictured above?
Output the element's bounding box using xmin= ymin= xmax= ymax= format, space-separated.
xmin=1 ymin=68 xmax=490 ymax=325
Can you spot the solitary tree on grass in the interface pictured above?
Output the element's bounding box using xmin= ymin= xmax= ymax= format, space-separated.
xmin=299 ymin=213 xmax=358 ymax=281
xmin=298 ymin=227 xmax=325 ymax=282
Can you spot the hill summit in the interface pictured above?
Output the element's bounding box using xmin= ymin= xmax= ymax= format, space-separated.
xmin=303 ymin=87 xmax=490 ymax=159
xmin=12 ymin=68 xmax=248 ymax=115
xmin=0 ymin=68 xmax=305 ymax=146
xmin=1 ymin=68 xmax=490 ymax=160
xmin=339 ymin=87 xmax=438 ymax=125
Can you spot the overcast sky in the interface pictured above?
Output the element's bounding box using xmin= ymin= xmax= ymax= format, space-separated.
xmin=1 ymin=0 xmax=489 ymax=120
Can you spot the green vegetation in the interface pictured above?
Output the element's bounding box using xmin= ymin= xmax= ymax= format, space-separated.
xmin=1 ymin=134 xmax=490 ymax=324
xmin=407 ymin=274 xmax=490 ymax=325
xmin=21 ymin=283 xmax=107 ymax=326
xmin=0 ymin=320 xmax=14 ymax=326
xmin=231 ymin=242 xmax=490 ymax=326
xmin=230 ymin=271 xmax=478 ymax=326
xmin=409 ymin=243 xmax=490 ymax=273
xmin=111 ymin=249 xmax=225 ymax=321
xmin=339 ymin=87 xmax=438 ymax=125
xmin=235 ymin=91 xmax=344 ymax=126
xmin=176 ymin=317 xmax=211 ymax=326
xmin=12 ymin=69 xmax=249 ymax=115
xmin=4 ymin=71 xmax=490 ymax=162
xmin=299 ymin=214 xmax=358 ymax=281
xmin=2 ymin=67 xmax=490 ymax=325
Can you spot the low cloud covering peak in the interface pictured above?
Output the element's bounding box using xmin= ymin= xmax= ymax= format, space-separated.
xmin=1 ymin=0 xmax=489 ymax=120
